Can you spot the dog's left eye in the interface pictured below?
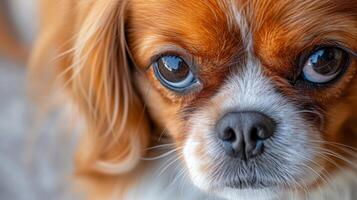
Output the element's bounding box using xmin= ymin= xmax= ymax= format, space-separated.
xmin=302 ymin=47 xmax=349 ymax=84
xmin=153 ymin=55 xmax=198 ymax=92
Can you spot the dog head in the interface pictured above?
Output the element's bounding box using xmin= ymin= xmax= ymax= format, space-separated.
xmin=35 ymin=0 xmax=357 ymax=199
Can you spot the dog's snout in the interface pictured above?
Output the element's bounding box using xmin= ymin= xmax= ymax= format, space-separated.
xmin=216 ymin=111 xmax=276 ymax=160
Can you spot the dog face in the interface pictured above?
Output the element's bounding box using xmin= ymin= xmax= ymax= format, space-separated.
xmin=32 ymin=0 xmax=357 ymax=199
xmin=127 ymin=0 xmax=357 ymax=198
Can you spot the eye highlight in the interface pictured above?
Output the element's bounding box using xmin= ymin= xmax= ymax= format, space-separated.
xmin=301 ymin=47 xmax=349 ymax=84
xmin=153 ymin=55 xmax=199 ymax=92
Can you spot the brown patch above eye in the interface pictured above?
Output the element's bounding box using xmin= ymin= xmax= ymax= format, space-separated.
xmin=127 ymin=0 xmax=249 ymax=103
xmin=250 ymin=0 xmax=357 ymax=77
xmin=249 ymin=0 xmax=357 ymax=107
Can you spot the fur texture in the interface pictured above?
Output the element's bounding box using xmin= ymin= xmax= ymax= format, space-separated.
xmin=30 ymin=0 xmax=357 ymax=199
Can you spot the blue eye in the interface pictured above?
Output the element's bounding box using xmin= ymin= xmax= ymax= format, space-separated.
xmin=153 ymin=55 xmax=198 ymax=92
xmin=302 ymin=47 xmax=349 ymax=84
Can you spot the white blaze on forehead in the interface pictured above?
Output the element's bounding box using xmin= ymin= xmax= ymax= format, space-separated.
xmin=218 ymin=0 xmax=253 ymax=54
xmin=231 ymin=1 xmax=253 ymax=52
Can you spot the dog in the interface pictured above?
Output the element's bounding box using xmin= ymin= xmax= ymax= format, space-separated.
xmin=29 ymin=0 xmax=357 ymax=199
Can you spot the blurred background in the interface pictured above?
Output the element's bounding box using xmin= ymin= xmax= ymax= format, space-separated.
xmin=0 ymin=1 xmax=75 ymax=199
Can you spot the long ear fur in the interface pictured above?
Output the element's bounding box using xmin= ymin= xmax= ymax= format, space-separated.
xmin=29 ymin=0 xmax=150 ymax=175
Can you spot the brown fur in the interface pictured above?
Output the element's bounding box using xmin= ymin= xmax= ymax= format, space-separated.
xmin=30 ymin=0 xmax=357 ymax=198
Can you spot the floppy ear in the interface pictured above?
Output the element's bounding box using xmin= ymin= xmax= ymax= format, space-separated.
xmin=31 ymin=0 xmax=150 ymax=175
xmin=72 ymin=0 xmax=150 ymax=174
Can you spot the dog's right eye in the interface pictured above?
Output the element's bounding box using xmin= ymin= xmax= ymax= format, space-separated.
xmin=300 ymin=47 xmax=349 ymax=84
xmin=153 ymin=55 xmax=199 ymax=92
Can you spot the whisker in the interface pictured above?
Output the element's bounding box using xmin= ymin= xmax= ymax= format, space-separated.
xmin=311 ymin=140 xmax=357 ymax=152
xmin=155 ymin=154 xmax=183 ymax=179
xmin=156 ymin=128 xmax=169 ymax=142
xmin=296 ymin=110 xmax=324 ymax=130
xmin=313 ymin=147 xmax=357 ymax=170
xmin=302 ymin=163 xmax=326 ymax=199
xmin=140 ymin=147 xmax=182 ymax=161
xmin=168 ymin=167 xmax=187 ymax=189
xmin=145 ymin=143 xmax=176 ymax=151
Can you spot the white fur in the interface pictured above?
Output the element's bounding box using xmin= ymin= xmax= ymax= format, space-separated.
xmin=124 ymin=149 xmax=357 ymax=200
xmin=309 ymin=168 xmax=357 ymax=200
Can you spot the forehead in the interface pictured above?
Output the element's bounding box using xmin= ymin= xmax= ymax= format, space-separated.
xmin=127 ymin=0 xmax=240 ymax=66
xmin=128 ymin=0 xmax=357 ymax=67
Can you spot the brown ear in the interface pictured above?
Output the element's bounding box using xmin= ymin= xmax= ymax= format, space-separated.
xmin=30 ymin=0 xmax=150 ymax=175
xmin=73 ymin=0 xmax=150 ymax=174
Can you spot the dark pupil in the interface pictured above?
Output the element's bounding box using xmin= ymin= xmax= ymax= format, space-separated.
xmin=158 ymin=56 xmax=189 ymax=83
xmin=310 ymin=48 xmax=346 ymax=75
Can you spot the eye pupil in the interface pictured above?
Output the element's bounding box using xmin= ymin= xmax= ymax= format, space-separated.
xmin=158 ymin=56 xmax=189 ymax=83
xmin=310 ymin=48 xmax=343 ymax=75
xmin=302 ymin=47 xmax=349 ymax=84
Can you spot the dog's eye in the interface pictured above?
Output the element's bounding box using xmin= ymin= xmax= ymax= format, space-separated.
xmin=302 ymin=47 xmax=349 ymax=84
xmin=153 ymin=55 xmax=198 ymax=92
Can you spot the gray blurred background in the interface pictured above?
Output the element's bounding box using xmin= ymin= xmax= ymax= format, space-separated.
xmin=0 ymin=1 xmax=75 ymax=199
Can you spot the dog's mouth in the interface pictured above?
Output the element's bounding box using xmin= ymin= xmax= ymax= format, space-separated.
xmin=206 ymin=157 xmax=298 ymax=191
xmin=221 ymin=178 xmax=279 ymax=190
xmin=210 ymin=174 xmax=281 ymax=190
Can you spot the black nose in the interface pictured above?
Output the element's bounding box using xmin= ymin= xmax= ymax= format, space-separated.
xmin=216 ymin=111 xmax=276 ymax=160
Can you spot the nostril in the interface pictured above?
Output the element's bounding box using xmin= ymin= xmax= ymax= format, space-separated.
xmin=249 ymin=127 xmax=259 ymax=141
xmin=222 ymin=127 xmax=236 ymax=142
